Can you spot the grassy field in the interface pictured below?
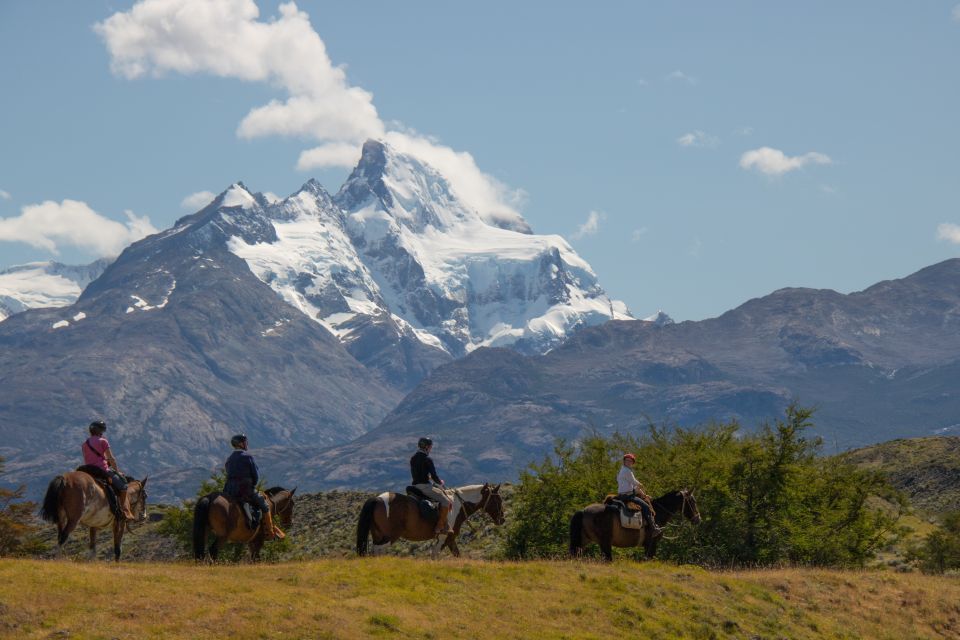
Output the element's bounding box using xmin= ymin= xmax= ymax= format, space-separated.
xmin=1 ymin=558 xmax=959 ymax=639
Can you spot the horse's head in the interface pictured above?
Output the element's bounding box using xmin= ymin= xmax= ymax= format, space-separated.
xmin=481 ymin=483 xmax=505 ymax=526
xmin=680 ymin=489 xmax=701 ymax=525
xmin=129 ymin=477 xmax=149 ymax=524
xmin=267 ymin=487 xmax=296 ymax=529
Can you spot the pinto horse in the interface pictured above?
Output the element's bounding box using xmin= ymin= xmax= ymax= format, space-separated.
xmin=40 ymin=471 xmax=148 ymax=562
xmin=192 ymin=487 xmax=296 ymax=561
xmin=357 ymin=483 xmax=505 ymax=559
xmin=569 ymin=489 xmax=701 ymax=561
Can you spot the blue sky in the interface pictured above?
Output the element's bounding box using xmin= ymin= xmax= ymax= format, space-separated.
xmin=1 ymin=1 xmax=959 ymax=320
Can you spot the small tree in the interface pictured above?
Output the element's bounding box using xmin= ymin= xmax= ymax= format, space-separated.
xmin=0 ymin=456 xmax=46 ymax=556
xmin=913 ymin=512 xmax=960 ymax=574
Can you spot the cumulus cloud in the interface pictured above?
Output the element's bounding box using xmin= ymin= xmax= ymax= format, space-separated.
xmin=180 ymin=190 xmax=216 ymax=210
xmin=953 ymin=4 xmax=960 ymax=21
xmin=739 ymin=146 xmax=832 ymax=176
xmin=95 ymin=0 xmax=526 ymax=230
xmin=631 ymin=227 xmax=648 ymax=243
xmin=937 ymin=223 xmax=960 ymax=244
xmin=0 ymin=190 xmax=10 ymax=200
xmin=0 ymin=199 xmax=157 ymax=256
xmin=572 ymin=211 xmax=605 ymax=240
xmin=666 ymin=70 xmax=697 ymax=85
xmin=677 ymin=130 xmax=719 ymax=148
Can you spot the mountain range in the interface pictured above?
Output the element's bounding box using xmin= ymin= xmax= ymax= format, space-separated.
xmin=0 ymin=140 xmax=629 ymax=500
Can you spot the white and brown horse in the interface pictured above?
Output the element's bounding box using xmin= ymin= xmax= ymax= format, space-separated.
xmin=40 ymin=471 xmax=148 ymax=562
xmin=357 ymin=483 xmax=505 ymax=559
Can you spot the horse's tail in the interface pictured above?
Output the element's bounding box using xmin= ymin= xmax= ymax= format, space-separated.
xmin=569 ymin=510 xmax=584 ymax=557
xmin=40 ymin=475 xmax=65 ymax=523
xmin=356 ymin=497 xmax=378 ymax=556
xmin=193 ymin=495 xmax=212 ymax=561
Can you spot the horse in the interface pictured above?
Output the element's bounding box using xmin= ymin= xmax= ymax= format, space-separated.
xmin=569 ymin=489 xmax=701 ymax=561
xmin=192 ymin=487 xmax=296 ymax=562
xmin=40 ymin=471 xmax=148 ymax=562
xmin=356 ymin=483 xmax=505 ymax=559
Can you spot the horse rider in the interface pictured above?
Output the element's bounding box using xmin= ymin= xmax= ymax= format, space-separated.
xmin=81 ymin=420 xmax=136 ymax=520
xmin=410 ymin=437 xmax=452 ymax=535
xmin=617 ymin=453 xmax=662 ymax=537
xmin=223 ymin=434 xmax=285 ymax=540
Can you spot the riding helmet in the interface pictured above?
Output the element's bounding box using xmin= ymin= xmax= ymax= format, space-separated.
xmin=230 ymin=433 xmax=248 ymax=448
xmin=623 ymin=453 xmax=636 ymax=462
xmin=89 ymin=420 xmax=107 ymax=435
xmin=417 ymin=436 xmax=433 ymax=450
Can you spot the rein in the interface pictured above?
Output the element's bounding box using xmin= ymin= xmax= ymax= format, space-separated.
xmin=654 ymin=492 xmax=696 ymax=541
xmin=453 ymin=488 xmax=492 ymax=535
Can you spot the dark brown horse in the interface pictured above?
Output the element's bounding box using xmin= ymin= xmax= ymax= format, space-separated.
xmin=357 ymin=483 xmax=505 ymax=558
xmin=192 ymin=487 xmax=296 ymax=561
xmin=569 ymin=489 xmax=701 ymax=561
xmin=40 ymin=471 xmax=148 ymax=561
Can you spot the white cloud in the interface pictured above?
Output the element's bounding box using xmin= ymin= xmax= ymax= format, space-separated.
xmin=95 ymin=0 xmax=526 ymax=230
xmin=0 ymin=199 xmax=157 ymax=256
xmin=937 ymin=223 xmax=960 ymax=244
xmin=572 ymin=211 xmax=605 ymax=240
xmin=953 ymin=4 xmax=960 ymax=21
xmin=0 ymin=190 xmax=10 ymax=200
xmin=666 ymin=70 xmax=697 ymax=85
xmin=739 ymin=146 xmax=832 ymax=176
xmin=637 ymin=78 xmax=648 ymax=87
xmin=180 ymin=190 xmax=216 ymax=210
xmin=733 ymin=126 xmax=754 ymax=136
xmin=631 ymin=227 xmax=648 ymax=243
xmin=297 ymin=142 xmax=363 ymax=170
xmin=677 ymin=130 xmax=719 ymax=148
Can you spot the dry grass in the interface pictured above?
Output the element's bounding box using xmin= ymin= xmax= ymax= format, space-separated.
xmin=1 ymin=558 xmax=959 ymax=639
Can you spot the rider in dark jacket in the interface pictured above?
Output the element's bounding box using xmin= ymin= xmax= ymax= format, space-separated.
xmin=224 ymin=434 xmax=284 ymax=540
xmin=410 ymin=437 xmax=452 ymax=534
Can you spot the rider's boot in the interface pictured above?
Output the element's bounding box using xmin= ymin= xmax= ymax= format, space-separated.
xmin=262 ymin=509 xmax=285 ymax=540
xmin=117 ymin=489 xmax=135 ymax=521
xmin=435 ymin=504 xmax=451 ymax=535
xmin=645 ymin=513 xmax=662 ymax=537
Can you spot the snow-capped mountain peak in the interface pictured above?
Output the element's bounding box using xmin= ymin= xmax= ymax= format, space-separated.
xmin=226 ymin=139 xmax=632 ymax=388
xmin=0 ymin=259 xmax=111 ymax=322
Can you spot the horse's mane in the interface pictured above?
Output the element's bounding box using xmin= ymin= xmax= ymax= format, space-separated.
xmin=264 ymin=486 xmax=287 ymax=496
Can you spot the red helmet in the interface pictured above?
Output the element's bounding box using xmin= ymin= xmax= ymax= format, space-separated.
xmin=623 ymin=453 xmax=636 ymax=462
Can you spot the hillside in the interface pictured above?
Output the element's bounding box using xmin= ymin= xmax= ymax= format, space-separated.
xmin=309 ymin=259 xmax=960 ymax=490
xmin=2 ymin=558 xmax=959 ymax=639
xmin=843 ymin=436 xmax=960 ymax=515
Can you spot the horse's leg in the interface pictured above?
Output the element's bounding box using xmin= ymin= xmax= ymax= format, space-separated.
xmin=112 ymin=521 xmax=123 ymax=562
xmin=209 ymin=536 xmax=223 ymax=561
xmin=430 ymin=537 xmax=443 ymax=560
xmin=58 ymin=515 xmax=80 ymax=556
xmin=249 ymin=538 xmax=264 ymax=562
xmin=442 ymin=534 xmax=461 ymax=558
xmin=88 ymin=527 xmax=98 ymax=560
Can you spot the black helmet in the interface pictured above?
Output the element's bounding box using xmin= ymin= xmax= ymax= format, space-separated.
xmin=230 ymin=434 xmax=248 ymax=448
xmin=89 ymin=420 xmax=106 ymax=435
xmin=417 ymin=437 xmax=433 ymax=450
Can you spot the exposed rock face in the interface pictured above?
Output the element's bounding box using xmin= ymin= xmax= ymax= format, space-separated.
xmin=0 ymin=185 xmax=402 ymax=502
xmin=304 ymin=259 xmax=960 ymax=491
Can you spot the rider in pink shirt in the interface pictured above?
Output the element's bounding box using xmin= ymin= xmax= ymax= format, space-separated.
xmin=81 ymin=420 xmax=135 ymax=520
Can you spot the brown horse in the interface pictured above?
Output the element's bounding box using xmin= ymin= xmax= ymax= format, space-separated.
xmin=357 ymin=483 xmax=505 ymax=558
xmin=192 ymin=487 xmax=296 ymax=561
xmin=569 ymin=489 xmax=701 ymax=561
xmin=40 ymin=471 xmax=148 ymax=562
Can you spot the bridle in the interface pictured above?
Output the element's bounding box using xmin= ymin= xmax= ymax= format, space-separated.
xmin=655 ymin=490 xmax=699 ymax=541
xmin=453 ymin=486 xmax=501 ymax=534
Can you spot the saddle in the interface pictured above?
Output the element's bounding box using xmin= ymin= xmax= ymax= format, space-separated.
xmin=405 ymin=486 xmax=439 ymax=521
xmin=76 ymin=465 xmax=123 ymax=519
xmin=603 ymin=494 xmax=645 ymax=530
xmin=223 ymin=493 xmax=263 ymax=530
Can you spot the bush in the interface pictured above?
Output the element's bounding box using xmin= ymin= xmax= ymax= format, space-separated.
xmin=0 ymin=456 xmax=46 ymax=556
xmin=503 ymin=405 xmax=905 ymax=567
xmin=912 ymin=512 xmax=960 ymax=574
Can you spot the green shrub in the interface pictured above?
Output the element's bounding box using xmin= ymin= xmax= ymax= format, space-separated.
xmin=504 ymin=405 xmax=905 ymax=567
